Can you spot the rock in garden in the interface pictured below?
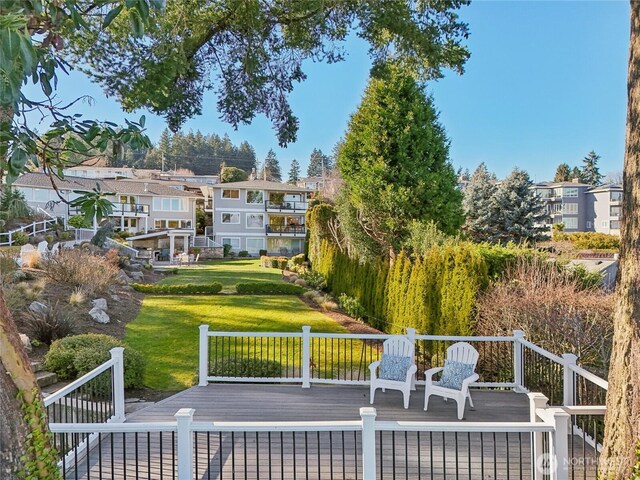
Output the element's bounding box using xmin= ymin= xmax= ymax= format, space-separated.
xmin=110 ymin=294 xmax=121 ymax=302
xmin=19 ymin=333 xmax=32 ymax=352
xmin=129 ymin=271 xmax=144 ymax=281
xmin=127 ymin=263 xmax=143 ymax=272
xmin=117 ymin=269 xmax=132 ymax=284
xmin=29 ymin=301 xmax=48 ymax=315
xmin=89 ymin=307 xmax=110 ymax=324
xmin=91 ymin=298 xmax=108 ymax=311
xmin=288 ymin=274 xmax=299 ymax=283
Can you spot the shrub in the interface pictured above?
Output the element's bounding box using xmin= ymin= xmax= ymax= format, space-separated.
xmin=21 ymin=249 xmax=41 ymax=269
xmin=236 ymin=282 xmax=305 ymax=295
xmin=24 ymin=302 xmax=75 ymax=345
xmin=15 ymin=282 xmax=40 ymax=301
xmin=260 ymin=255 xmax=289 ymax=269
xmin=0 ymin=253 xmax=17 ymax=278
xmin=259 ymin=249 xmax=267 ymax=257
xmin=69 ymin=288 xmax=86 ymax=306
xmin=299 ymin=269 xmax=326 ymax=290
xmin=338 ymin=294 xmax=366 ymax=320
xmin=59 ymin=231 xmax=73 ymax=240
xmin=68 ymin=215 xmax=88 ymax=229
xmin=12 ymin=231 xmax=29 ymax=246
xmin=238 ymin=250 xmax=250 ymax=257
xmin=44 ymin=334 xmax=145 ymax=389
xmin=319 ymin=298 xmax=338 ymax=311
xmin=289 ymin=253 xmax=305 ymax=266
xmin=223 ymin=244 xmax=233 ymax=257
xmin=42 ymin=249 xmax=118 ymax=294
xmin=44 ymin=234 xmax=55 ymax=244
xmin=131 ymin=282 xmax=223 ymax=294
xmin=209 ymin=357 xmax=282 ymax=378
xmin=555 ymin=232 xmax=620 ymax=250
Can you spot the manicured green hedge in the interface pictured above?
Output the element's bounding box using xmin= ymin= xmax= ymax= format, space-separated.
xmin=236 ymin=282 xmax=305 ymax=295
xmin=131 ymin=282 xmax=223 ymax=294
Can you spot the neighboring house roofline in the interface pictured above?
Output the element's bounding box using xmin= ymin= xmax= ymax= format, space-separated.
xmin=211 ymin=179 xmax=309 ymax=193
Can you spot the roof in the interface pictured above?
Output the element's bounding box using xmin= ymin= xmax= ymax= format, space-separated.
xmin=535 ymin=181 xmax=592 ymax=188
xmin=14 ymin=172 xmax=199 ymax=198
xmin=587 ymin=183 xmax=623 ymax=193
xmin=126 ymin=229 xmax=195 ymax=242
xmin=211 ymin=179 xmax=309 ymax=192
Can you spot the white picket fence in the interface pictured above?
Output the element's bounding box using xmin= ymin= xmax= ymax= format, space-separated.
xmin=0 ymin=218 xmax=58 ymax=246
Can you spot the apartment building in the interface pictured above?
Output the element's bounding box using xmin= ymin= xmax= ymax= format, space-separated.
xmin=14 ymin=172 xmax=199 ymax=234
xmin=534 ymin=180 xmax=623 ymax=235
xmin=206 ymin=180 xmax=309 ymax=255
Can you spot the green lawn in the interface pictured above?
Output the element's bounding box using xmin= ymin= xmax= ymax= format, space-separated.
xmin=126 ymin=295 xmax=353 ymax=391
xmin=161 ymin=259 xmax=282 ymax=291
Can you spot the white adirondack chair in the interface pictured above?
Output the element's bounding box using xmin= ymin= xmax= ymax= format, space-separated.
xmin=424 ymin=342 xmax=480 ymax=420
xmin=369 ymin=336 xmax=417 ymax=409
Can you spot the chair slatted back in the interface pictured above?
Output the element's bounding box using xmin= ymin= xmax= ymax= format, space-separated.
xmin=446 ymin=342 xmax=479 ymax=368
xmin=383 ymin=336 xmax=414 ymax=358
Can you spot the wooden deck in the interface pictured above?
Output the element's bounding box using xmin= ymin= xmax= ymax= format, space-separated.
xmin=61 ymin=385 xmax=596 ymax=479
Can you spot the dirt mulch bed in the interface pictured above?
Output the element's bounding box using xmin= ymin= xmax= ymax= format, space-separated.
xmin=297 ymin=294 xmax=383 ymax=335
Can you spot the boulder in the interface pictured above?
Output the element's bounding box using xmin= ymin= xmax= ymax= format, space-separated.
xmin=129 ymin=271 xmax=144 ymax=282
xmin=91 ymin=298 xmax=108 ymax=311
xmin=29 ymin=301 xmax=48 ymax=315
xmin=127 ymin=263 xmax=143 ymax=272
xmin=19 ymin=333 xmax=32 ymax=352
xmin=89 ymin=307 xmax=110 ymax=324
xmin=110 ymin=294 xmax=121 ymax=302
xmin=117 ymin=269 xmax=132 ymax=284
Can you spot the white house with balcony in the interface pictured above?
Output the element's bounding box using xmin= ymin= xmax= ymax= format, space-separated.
xmin=205 ymin=179 xmax=309 ymax=255
xmin=585 ymin=183 xmax=623 ymax=235
xmin=13 ymin=172 xmax=199 ymax=235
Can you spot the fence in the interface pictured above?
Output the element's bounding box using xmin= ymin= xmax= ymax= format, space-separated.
xmin=104 ymin=236 xmax=139 ymax=257
xmin=74 ymin=227 xmax=95 ymax=243
xmin=0 ymin=218 xmax=57 ymax=246
xmin=50 ymin=405 xmax=560 ymax=480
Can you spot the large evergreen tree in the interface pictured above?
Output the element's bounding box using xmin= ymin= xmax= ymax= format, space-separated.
xmin=260 ymin=149 xmax=282 ymax=182
xmin=580 ymin=150 xmax=603 ymax=186
xmin=553 ymin=163 xmax=571 ymax=182
xmin=487 ymin=168 xmax=547 ymax=244
xmin=307 ymin=148 xmax=332 ymax=177
xmin=462 ymin=163 xmax=497 ymax=242
xmin=288 ymin=159 xmax=301 ymax=184
xmin=337 ymin=62 xmax=463 ymax=258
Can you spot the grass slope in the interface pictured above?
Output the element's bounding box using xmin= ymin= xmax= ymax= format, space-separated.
xmin=126 ymin=295 xmax=348 ymax=391
xmin=160 ymin=259 xmax=282 ymax=291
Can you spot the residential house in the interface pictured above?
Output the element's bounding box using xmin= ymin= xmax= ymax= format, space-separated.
xmin=585 ymin=183 xmax=623 ymax=235
xmin=14 ymin=172 xmax=199 ymax=235
xmin=205 ymin=180 xmax=309 ymax=255
xmin=533 ymin=180 xmax=592 ymax=232
xmin=297 ymin=176 xmax=324 ymax=191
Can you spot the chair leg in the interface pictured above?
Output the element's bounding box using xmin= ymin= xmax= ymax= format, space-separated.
xmin=457 ymin=397 xmax=465 ymax=420
xmin=382 ymin=388 xmax=385 ymax=393
xmin=370 ymin=386 xmax=375 ymax=405
xmin=403 ymin=390 xmax=410 ymax=409
xmin=424 ymin=393 xmax=431 ymax=411
xmin=468 ymin=391 xmax=475 ymax=409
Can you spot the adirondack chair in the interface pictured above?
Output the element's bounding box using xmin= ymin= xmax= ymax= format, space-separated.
xmin=369 ymin=336 xmax=417 ymax=409
xmin=424 ymin=342 xmax=480 ymax=420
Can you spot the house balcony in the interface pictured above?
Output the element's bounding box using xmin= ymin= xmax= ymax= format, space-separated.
xmin=69 ymin=203 xmax=150 ymax=217
xmin=265 ymin=224 xmax=306 ymax=236
xmin=265 ymin=200 xmax=308 ymax=213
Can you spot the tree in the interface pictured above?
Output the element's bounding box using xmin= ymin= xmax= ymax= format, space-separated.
xmin=600 ymin=3 xmax=640 ymax=476
xmin=580 ymin=150 xmax=603 ymax=186
xmin=67 ymin=2 xmax=471 ymax=146
xmin=462 ymin=163 xmax=497 ymax=242
xmin=571 ymin=166 xmax=582 ymax=181
xmin=553 ymin=163 xmax=571 ymax=182
xmin=337 ymin=62 xmax=463 ymax=259
xmin=220 ymin=166 xmax=248 ymax=183
xmin=260 ymin=150 xmax=282 ymax=182
xmin=487 ymin=168 xmax=547 ymax=244
xmin=0 ymin=188 xmax=32 ymax=220
xmin=288 ymin=159 xmax=301 ymax=184
xmin=307 ymin=149 xmax=332 ymax=177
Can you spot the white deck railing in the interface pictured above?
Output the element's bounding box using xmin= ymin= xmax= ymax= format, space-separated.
xmin=0 ymin=218 xmax=58 ymax=246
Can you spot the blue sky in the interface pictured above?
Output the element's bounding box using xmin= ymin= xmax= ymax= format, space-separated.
xmin=24 ymin=0 xmax=629 ymax=180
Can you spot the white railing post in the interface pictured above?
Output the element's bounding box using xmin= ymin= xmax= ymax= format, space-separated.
xmin=562 ymin=353 xmax=577 ymax=406
xmin=302 ymin=326 xmax=311 ymax=388
xmin=528 ymin=392 xmax=548 ymax=480
xmin=198 ymin=325 xmax=210 ymax=387
xmin=175 ymin=408 xmax=195 ymax=480
xmin=8 ymin=231 xmax=12 ymax=245
xmin=360 ymin=407 xmax=377 ymax=480
xmin=406 ymin=328 xmax=416 ymax=390
xmin=110 ymin=347 xmax=126 ymax=422
xmin=513 ymin=330 xmax=525 ymax=391
xmin=547 ymin=407 xmax=571 ymax=480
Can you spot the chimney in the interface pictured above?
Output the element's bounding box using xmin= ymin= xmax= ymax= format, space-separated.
xmin=144 ymin=182 xmax=149 ymax=192
xmin=572 ymin=178 xmax=579 ymax=183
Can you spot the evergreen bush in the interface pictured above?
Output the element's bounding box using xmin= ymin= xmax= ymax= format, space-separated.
xmin=131 ymin=283 xmax=223 ymax=294
xmin=236 ymin=282 xmax=304 ymax=295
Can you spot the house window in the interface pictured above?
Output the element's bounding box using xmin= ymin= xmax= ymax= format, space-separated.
xmin=246 ymin=190 xmax=264 ymax=204
xmin=586 ymin=221 xmax=592 ymax=229
xmin=154 ymin=219 xmax=192 ymax=229
xmin=610 ymin=220 xmax=620 ymax=229
xmin=610 ymin=206 xmax=621 ymax=217
xmin=153 ymin=197 xmax=186 ymax=211
xmin=610 ymin=191 xmax=622 ymax=202
xmin=563 ymin=188 xmax=579 ymax=198
xmin=17 ymin=187 xmax=32 ymax=201
xmin=563 ymin=217 xmax=578 ymax=229
xmin=562 ymin=203 xmax=578 ymax=214
xmin=221 ymin=213 xmax=240 ymax=224
xmin=222 ymin=189 xmax=240 ymax=199
xmin=246 ymin=213 xmax=264 ymax=228
xmin=221 ymin=237 xmax=241 ymax=250
xmin=246 ymin=238 xmax=265 ymax=254
xmin=601 ymin=221 xmax=608 ymax=228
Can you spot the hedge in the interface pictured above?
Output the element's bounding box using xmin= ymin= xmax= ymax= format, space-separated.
xmin=236 ymin=282 xmax=305 ymax=295
xmin=131 ymin=282 xmax=223 ymax=294
xmin=311 ymin=239 xmax=534 ymax=335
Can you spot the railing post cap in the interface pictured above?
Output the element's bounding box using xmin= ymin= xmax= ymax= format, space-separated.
xmin=175 ymin=408 xmax=195 ymax=419
xmin=110 ymin=346 xmax=125 ymax=357
xmin=359 ymin=407 xmax=377 ymax=418
xmin=302 ymin=325 xmax=311 ymax=333
xmin=199 ymin=324 xmax=210 ymax=331
xmin=527 ymin=392 xmax=549 ymax=404
xmin=562 ymin=353 xmax=578 ymax=364
xmin=513 ymin=330 xmax=525 ymax=338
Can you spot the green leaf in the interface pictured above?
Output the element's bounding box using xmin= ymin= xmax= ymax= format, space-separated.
xmin=137 ymin=0 xmax=149 ymax=21
xmin=103 ymin=5 xmax=124 ymax=29
xmin=139 ymin=114 xmax=146 ymax=127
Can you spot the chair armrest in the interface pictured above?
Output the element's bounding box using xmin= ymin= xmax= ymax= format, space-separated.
xmin=461 ymin=373 xmax=480 ymax=390
xmin=425 ymin=367 xmax=444 ymax=384
xmin=369 ymin=360 xmax=381 ymax=372
xmin=405 ymin=364 xmax=418 ymax=382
